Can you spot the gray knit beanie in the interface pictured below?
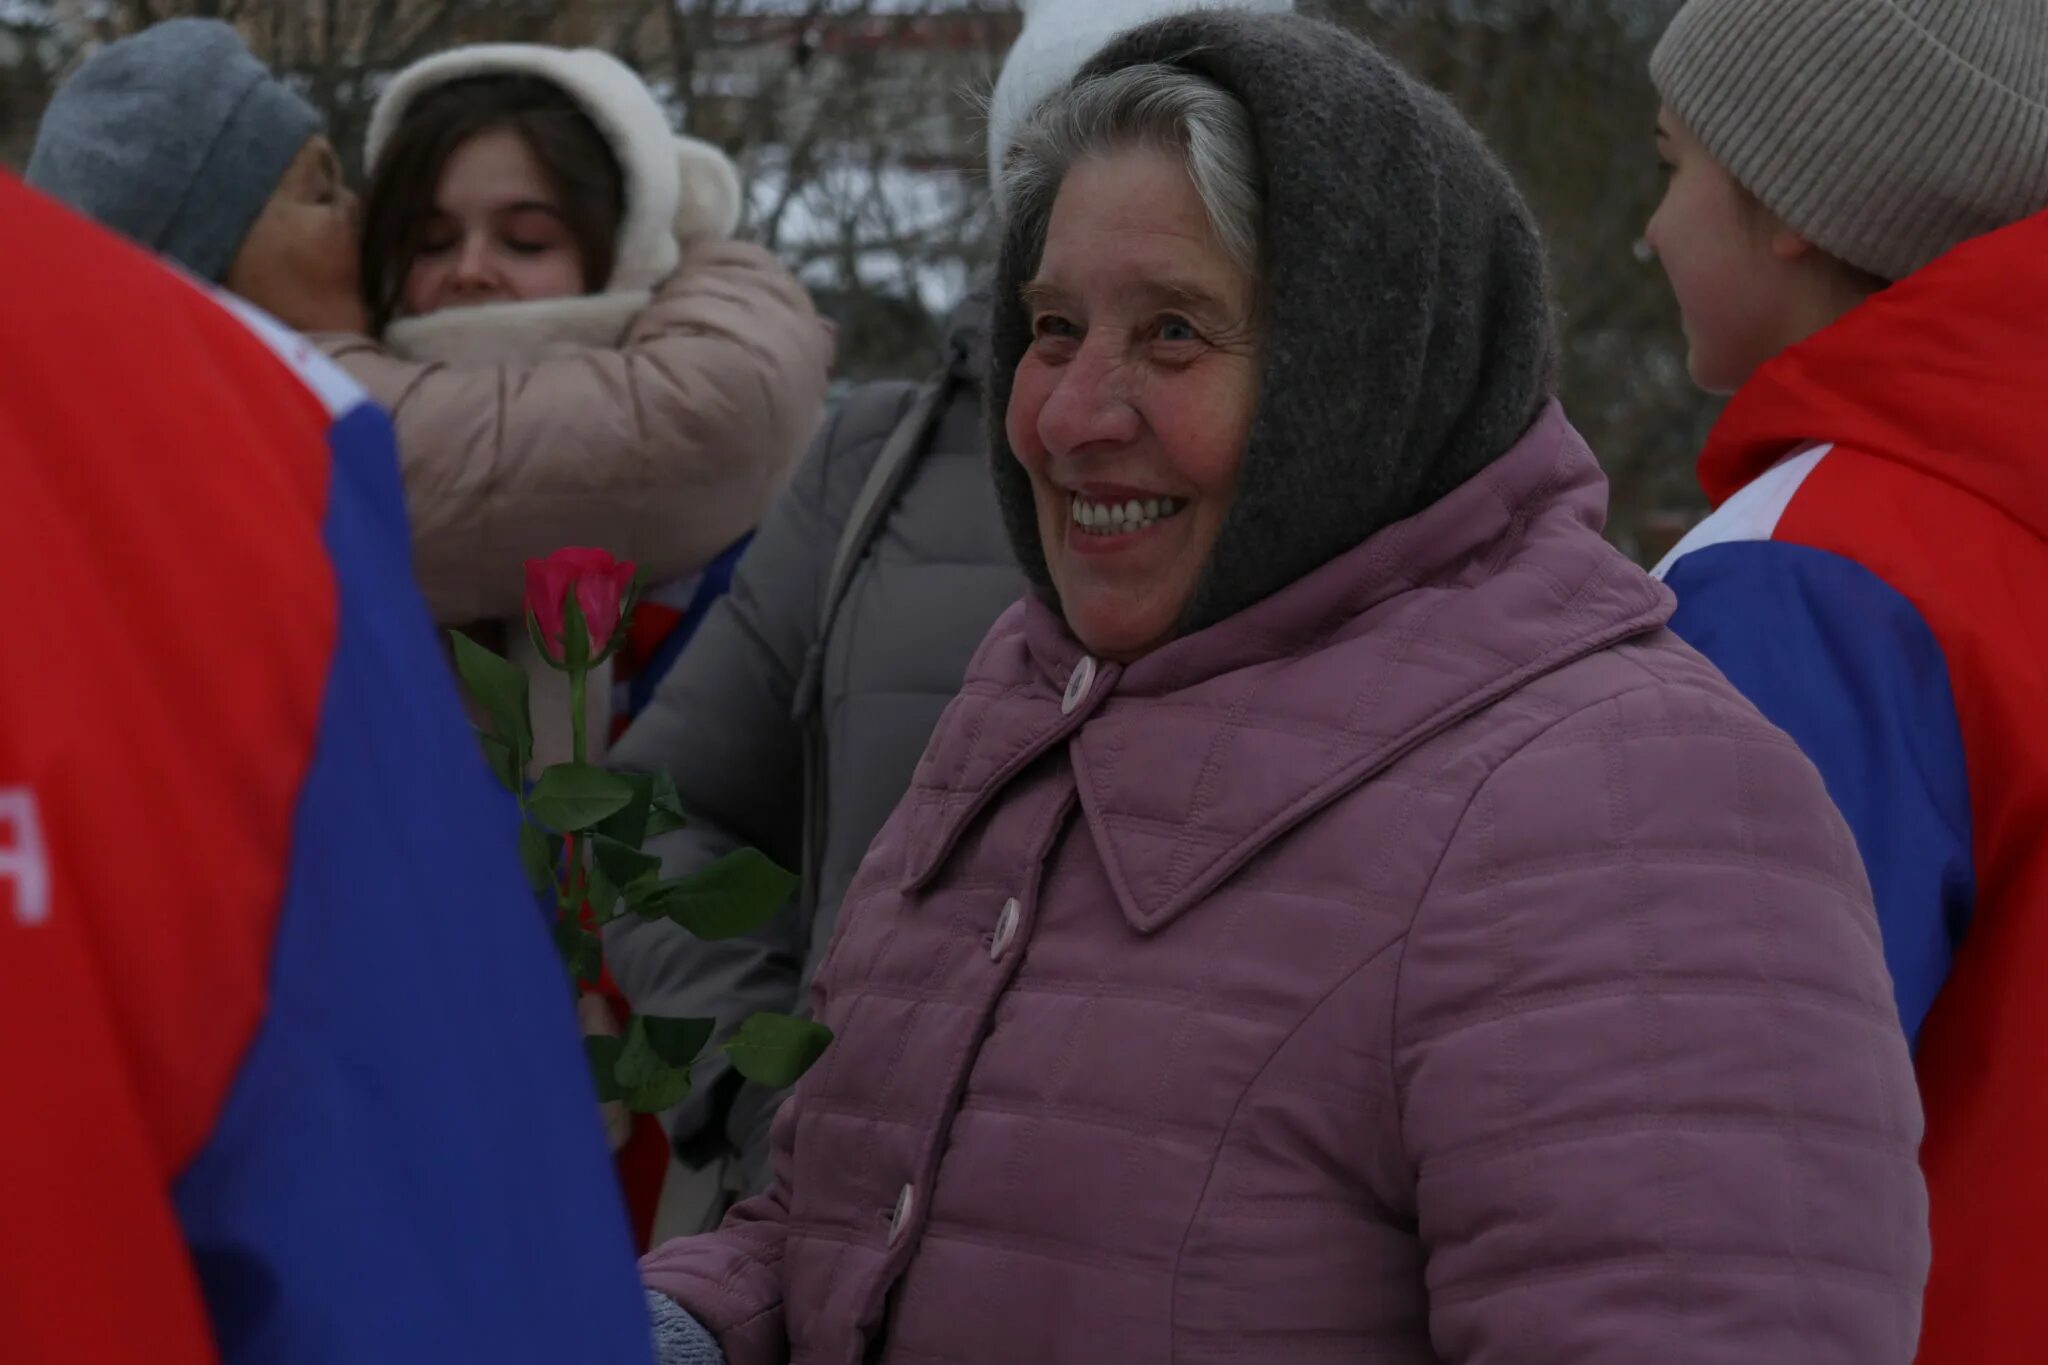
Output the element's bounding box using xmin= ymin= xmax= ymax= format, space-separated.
xmin=26 ymin=19 xmax=322 ymax=284
xmin=988 ymin=10 xmax=1556 ymax=635
xmin=1652 ymin=0 xmax=2048 ymax=282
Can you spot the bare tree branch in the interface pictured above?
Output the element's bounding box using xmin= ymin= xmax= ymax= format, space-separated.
xmin=2 ymin=0 xmax=1709 ymax=554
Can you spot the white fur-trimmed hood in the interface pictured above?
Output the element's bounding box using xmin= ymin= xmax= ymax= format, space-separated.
xmin=382 ymin=288 xmax=652 ymax=364
xmin=366 ymin=43 xmax=741 ymax=294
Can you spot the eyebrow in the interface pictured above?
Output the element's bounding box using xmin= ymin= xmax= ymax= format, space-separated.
xmin=428 ymin=200 xmax=567 ymax=224
xmin=1019 ymin=280 xmax=1070 ymax=313
xmin=1019 ymin=278 xmax=1231 ymax=315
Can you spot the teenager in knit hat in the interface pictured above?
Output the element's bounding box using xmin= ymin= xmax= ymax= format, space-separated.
xmin=26 ymin=19 xmax=364 ymax=334
xmin=1645 ymin=4 xmax=2048 ymax=1354
xmin=637 ymin=10 xmax=1925 ymax=1363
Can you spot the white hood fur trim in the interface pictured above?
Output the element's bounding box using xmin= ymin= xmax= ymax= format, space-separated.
xmin=366 ymin=43 xmax=742 ymax=297
xmin=383 ymin=289 xmax=653 ymax=364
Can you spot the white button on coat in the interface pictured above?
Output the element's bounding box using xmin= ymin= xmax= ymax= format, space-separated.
xmin=990 ymin=898 xmax=1021 ymax=960
xmin=1062 ymin=655 xmax=1098 ymax=715
xmin=887 ymin=1183 xmax=916 ymax=1248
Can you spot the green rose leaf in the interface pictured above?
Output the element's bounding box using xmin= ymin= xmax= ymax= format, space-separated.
xmin=561 ymin=588 xmax=592 ymax=673
xmin=528 ymin=763 xmax=635 ymax=833
xmin=647 ymin=770 xmax=689 ymax=838
xmin=725 ymin=1012 xmax=833 ymax=1089
xmin=593 ymin=773 xmax=654 ymax=847
xmin=637 ymin=848 xmax=796 ymax=940
xmin=592 ymin=833 xmax=662 ymax=895
xmin=615 ymin=1014 xmax=663 ymax=1090
xmin=638 ymin=1014 xmax=717 ymax=1068
xmin=614 ymin=1016 xmax=716 ymax=1102
xmin=624 ymin=1060 xmax=693 ymax=1115
xmin=449 ymin=629 xmax=531 ymax=765
xmin=479 ymin=734 xmax=522 ymax=796
xmin=554 ymin=916 xmax=602 ymax=986
xmin=526 ymin=610 xmax=557 ymax=673
xmin=585 ymin=857 xmax=622 ymax=927
xmin=594 ymin=569 xmax=648 ymax=668
xmin=583 ymin=1034 xmax=626 ymax=1103
xmin=517 ymin=821 xmax=561 ymax=897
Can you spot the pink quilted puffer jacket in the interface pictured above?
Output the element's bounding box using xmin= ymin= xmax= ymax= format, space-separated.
xmin=643 ymin=404 xmax=1929 ymax=1363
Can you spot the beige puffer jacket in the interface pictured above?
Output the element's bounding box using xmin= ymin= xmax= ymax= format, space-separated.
xmin=321 ymin=239 xmax=832 ymax=626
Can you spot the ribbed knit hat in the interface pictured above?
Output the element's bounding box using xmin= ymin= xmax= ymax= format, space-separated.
xmin=26 ymin=19 xmax=321 ymax=284
xmin=986 ymin=0 xmax=1292 ymax=205
xmin=1651 ymin=0 xmax=2048 ymax=282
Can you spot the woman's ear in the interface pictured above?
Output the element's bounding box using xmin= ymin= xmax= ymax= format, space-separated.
xmin=672 ymin=135 xmax=742 ymax=242
xmin=1770 ymin=226 xmax=1819 ymax=263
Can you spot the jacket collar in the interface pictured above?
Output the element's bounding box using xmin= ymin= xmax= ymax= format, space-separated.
xmin=1700 ymin=209 xmax=2048 ymax=544
xmin=899 ymin=403 xmax=1672 ymax=933
xmin=383 ymin=288 xmax=651 ymax=364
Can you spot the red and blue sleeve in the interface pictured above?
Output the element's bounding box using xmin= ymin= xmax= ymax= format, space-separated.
xmin=1664 ymin=540 xmax=1974 ymax=1048
xmin=0 ymin=177 xmax=655 ymax=1364
xmin=168 ymin=384 xmax=658 ymax=1364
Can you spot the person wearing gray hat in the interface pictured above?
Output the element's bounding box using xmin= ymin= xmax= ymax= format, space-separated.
xmin=26 ymin=18 xmax=365 ymax=333
xmin=1645 ymin=7 xmax=2048 ymax=1359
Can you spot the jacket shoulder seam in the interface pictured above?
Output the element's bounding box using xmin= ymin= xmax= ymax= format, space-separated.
xmin=1385 ymin=669 xmax=1719 ymax=1171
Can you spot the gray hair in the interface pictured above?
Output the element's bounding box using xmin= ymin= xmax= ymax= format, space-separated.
xmin=1000 ymin=62 xmax=1263 ymax=279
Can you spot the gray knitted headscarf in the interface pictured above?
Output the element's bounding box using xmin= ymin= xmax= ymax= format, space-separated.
xmin=988 ymin=10 xmax=1557 ymax=634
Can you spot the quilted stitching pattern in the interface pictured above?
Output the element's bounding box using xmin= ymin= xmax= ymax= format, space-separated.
xmin=642 ymin=407 xmax=1926 ymax=1363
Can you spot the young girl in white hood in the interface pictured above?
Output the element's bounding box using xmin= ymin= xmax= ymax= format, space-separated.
xmin=326 ymin=44 xmax=833 ymax=767
xmin=326 ymin=43 xmax=832 ymax=1249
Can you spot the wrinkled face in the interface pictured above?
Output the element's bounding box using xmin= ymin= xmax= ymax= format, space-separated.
xmin=1644 ymin=105 xmax=1811 ymax=394
xmin=1007 ymin=146 xmax=1261 ymax=662
xmin=224 ymin=135 xmax=364 ymax=334
xmin=401 ymin=126 xmax=588 ymax=316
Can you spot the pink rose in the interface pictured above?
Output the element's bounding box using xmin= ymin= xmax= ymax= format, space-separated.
xmin=525 ymin=549 xmax=636 ymax=667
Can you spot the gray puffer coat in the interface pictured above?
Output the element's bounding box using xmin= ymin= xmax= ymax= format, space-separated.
xmin=606 ymin=288 xmax=1020 ymax=1191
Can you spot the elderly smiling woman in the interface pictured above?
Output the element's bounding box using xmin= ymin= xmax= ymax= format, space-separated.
xmin=639 ymin=11 xmax=1929 ymax=1364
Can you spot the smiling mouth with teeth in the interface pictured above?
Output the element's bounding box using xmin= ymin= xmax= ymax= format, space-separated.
xmin=1070 ymin=494 xmax=1189 ymax=535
